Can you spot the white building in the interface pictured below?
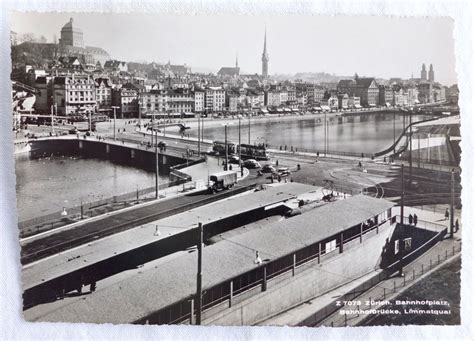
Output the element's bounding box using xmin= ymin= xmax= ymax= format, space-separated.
xmin=205 ymin=87 xmax=226 ymax=112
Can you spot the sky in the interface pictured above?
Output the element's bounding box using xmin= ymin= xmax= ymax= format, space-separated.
xmin=10 ymin=12 xmax=457 ymax=85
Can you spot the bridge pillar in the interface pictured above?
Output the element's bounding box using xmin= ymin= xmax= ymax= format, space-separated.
xmin=131 ymin=149 xmax=135 ymax=159
xmin=162 ymin=155 xmax=167 ymax=165
xmin=106 ymin=144 xmax=110 ymax=154
xmin=78 ymin=140 xmax=83 ymax=150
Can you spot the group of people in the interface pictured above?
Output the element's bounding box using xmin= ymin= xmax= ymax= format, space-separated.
xmin=408 ymin=213 xmax=418 ymax=226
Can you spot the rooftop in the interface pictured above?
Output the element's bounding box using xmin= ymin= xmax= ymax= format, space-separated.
xmin=25 ymin=194 xmax=393 ymax=324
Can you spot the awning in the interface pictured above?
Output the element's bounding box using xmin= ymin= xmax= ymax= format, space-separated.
xmin=261 ymin=109 xmax=269 ymax=113
xmin=284 ymin=108 xmax=292 ymax=112
xmin=355 ymin=104 xmax=362 ymax=108
xmin=320 ymin=105 xmax=330 ymax=110
xmin=313 ymin=106 xmax=322 ymax=111
xmin=277 ymin=108 xmax=284 ymax=112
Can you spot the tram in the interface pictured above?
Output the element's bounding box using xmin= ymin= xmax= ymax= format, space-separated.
xmin=238 ymin=143 xmax=270 ymax=160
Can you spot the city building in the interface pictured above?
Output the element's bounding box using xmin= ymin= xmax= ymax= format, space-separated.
xmin=337 ymin=93 xmax=349 ymax=109
xmin=417 ymin=82 xmax=433 ymax=104
xmin=94 ymin=77 xmax=113 ymax=112
xmin=337 ymin=77 xmax=379 ymax=107
xmin=378 ymin=85 xmax=394 ymax=106
xmin=104 ymin=60 xmax=128 ymax=73
xmin=205 ymin=87 xmax=226 ymax=112
xmin=112 ymin=87 xmax=139 ymax=118
xmin=246 ymin=89 xmax=265 ymax=108
xmin=261 ymin=29 xmax=269 ymax=78
xmin=51 ymin=74 xmax=97 ymax=116
xmin=194 ymin=89 xmax=205 ymax=113
xmin=167 ymin=88 xmax=195 ymax=114
xmin=59 ymin=18 xmax=84 ymax=48
xmin=265 ymin=89 xmax=281 ymax=107
xmin=226 ymin=90 xmax=239 ymax=112
xmin=218 ymin=55 xmax=240 ymax=78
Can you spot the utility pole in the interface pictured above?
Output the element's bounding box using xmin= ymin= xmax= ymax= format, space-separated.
xmin=50 ymin=103 xmax=55 ymax=134
xmin=248 ymin=113 xmax=251 ymax=145
xmin=324 ymin=111 xmax=327 ymax=156
xmin=197 ymin=114 xmax=201 ymax=156
xmin=155 ymin=129 xmax=159 ymax=199
xmin=224 ymin=124 xmax=228 ymax=171
xmin=239 ymin=118 xmax=243 ymax=177
xmin=393 ymin=112 xmax=396 ymax=148
xmin=450 ymin=169 xmax=455 ymax=238
xmin=112 ymin=106 xmax=119 ymax=141
xmin=399 ymin=163 xmax=405 ymax=277
xmin=417 ymin=133 xmax=421 ymax=168
xmin=196 ymin=222 xmax=203 ymax=325
xmin=409 ymin=110 xmax=413 ymax=185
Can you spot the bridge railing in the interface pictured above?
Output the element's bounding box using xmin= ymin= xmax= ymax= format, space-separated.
xmin=18 ymin=178 xmax=188 ymax=239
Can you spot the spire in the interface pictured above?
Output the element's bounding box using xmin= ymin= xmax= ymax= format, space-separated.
xmin=235 ymin=52 xmax=238 ymax=68
xmin=263 ymin=28 xmax=267 ymax=54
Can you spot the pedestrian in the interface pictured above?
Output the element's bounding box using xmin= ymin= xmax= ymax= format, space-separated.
xmin=276 ymin=160 xmax=279 ymax=167
xmin=455 ymin=218 xmax=459 ymax=232
xmin=445 ymin=208 xmax=449 ymax=220
xmin=408 ymin=214 xmax=413 ymax=225
xmin=358 ymin=161 xmax=362 ymax=168
xmin=413 ymin=213 xmax=418 ymax=226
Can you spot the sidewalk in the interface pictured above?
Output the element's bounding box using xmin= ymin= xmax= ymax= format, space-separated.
xmin=256 ymin=207 xmax=461 ymax=327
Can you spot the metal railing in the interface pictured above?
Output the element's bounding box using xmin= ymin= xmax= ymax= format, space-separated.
xmin=146 ymin=218 xmax=393 ymax=325
xmin=18 ymin=179 xmax=188 ymax=238
xmin=320 ymin=242 xmax=461 ymax=327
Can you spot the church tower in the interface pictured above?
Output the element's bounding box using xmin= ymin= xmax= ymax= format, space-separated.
xmin=421 ymin=63 xmax=427 ymax=81
xmin=236 ymin=53 xmax=239 ymax=68
xmin=428 ymin=64 xmax=435 ymax=82
xmin=261 ymin=29 xmax=269 ymax=78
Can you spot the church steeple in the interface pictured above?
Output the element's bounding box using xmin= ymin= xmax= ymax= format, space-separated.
xmin=261 ymin=28 xmax=269 ymax=78
xmin=235 ymin=52 xmax=238 ymax=68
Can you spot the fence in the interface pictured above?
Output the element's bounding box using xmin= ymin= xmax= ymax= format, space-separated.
xmin=136 ymin=218 xmax=393 ymax=325
xmin=396 ymin=215 xmax=447 ymax=233
xmin=18 ymin=178 xmax=189 ymax=239
xmin=320 ymin=241 xmax=460 ymax=327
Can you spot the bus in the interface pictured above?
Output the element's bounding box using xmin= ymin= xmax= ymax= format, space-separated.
xmin=211 ymin=141 xmax=237 ymax=156
xmin=238 ymin=143 xmax=269 ymax=160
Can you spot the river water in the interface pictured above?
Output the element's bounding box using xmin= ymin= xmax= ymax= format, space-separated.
xmin=15 ymin=154 xmax=166 ymax=221
xmin=15 ymin=112 xmax=427 ymax=221
xmin=194 ymin=113 xmax=428 ymax=154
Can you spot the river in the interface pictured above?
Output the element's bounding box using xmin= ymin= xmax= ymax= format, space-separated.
xmin=15 ymin=154 xmax=166 ymax=222
xmin=192 ymin=112 xmax=429 ymax=154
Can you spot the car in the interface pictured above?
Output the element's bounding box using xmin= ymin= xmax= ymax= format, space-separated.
xmin=243 ymin=159 xmax=261 ymax=169
xmin=277 ymin=167 xmax=291 ymax=176
xmin=229 ymin=155 xmax=240 ymax=164
xmin=261 ymin=164 xmax=276 ymax=173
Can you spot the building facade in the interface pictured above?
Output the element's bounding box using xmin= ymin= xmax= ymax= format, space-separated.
xmin=205 ymin=87 xmax=226 ymax=112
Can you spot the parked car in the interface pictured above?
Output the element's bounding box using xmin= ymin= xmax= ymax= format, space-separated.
xmin=277 ymin=167 xmax=291 ymax=176
xmin=229 ymin=155 xmax=240 ymax=164
xmin=261 ymin=164 xmax=276 ymax=173
xmin=244 ymin=159 xmax=261 ymax=169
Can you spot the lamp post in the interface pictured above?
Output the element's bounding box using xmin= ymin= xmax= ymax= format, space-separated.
xmin=450 ymin=169 xmax=455 ymax=238
xmin=224 ymin=124 xmax=228 ymax=171
xmin=196 ymin=222 xmax=203 ymax=325
xmin=398 ymin=163 xmax=405 ymax=277
xmin=197 ymin=113 xmax=201 ymax=156
xmin=111 ymin=106 xmax=119 ymax=141
xmin=248 ymin=112 xmax=251 ymax=145
xmin=239 ymin=118 xmax=243 ymax=177
xmin=155 ymin=128 xmax=159 ymax=199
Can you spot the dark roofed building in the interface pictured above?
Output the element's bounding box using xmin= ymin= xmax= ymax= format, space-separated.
xmin=218 ymin=67 xmax=240 ymax=78
xmin=104 ymin=60 xmax=128 ymax=73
